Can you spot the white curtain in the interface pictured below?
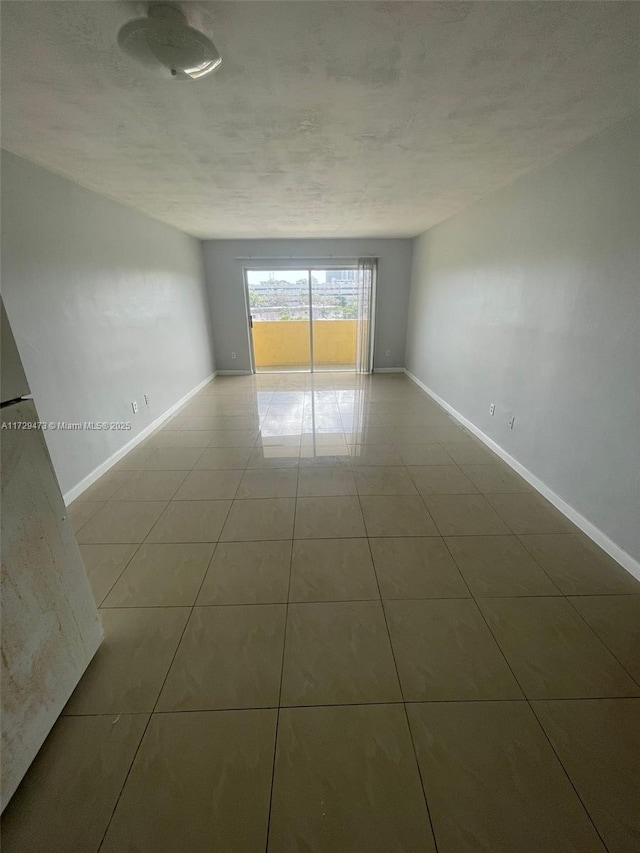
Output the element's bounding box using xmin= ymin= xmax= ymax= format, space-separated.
xmin=355 ymin=257 xmax=377 ymax=373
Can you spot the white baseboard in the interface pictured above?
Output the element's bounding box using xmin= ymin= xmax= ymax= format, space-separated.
xmin=64 ymin=372 xmax=217 ymax=505
xmin=216 ymin=370 xmax=253 ymax=376
xmin=373 ymin=367 xmax=405 ymax=373
xmin=404 ymin=368 xmax=640 ymax=581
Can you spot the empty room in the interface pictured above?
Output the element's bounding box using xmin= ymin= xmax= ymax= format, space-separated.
xmin=1 ymin=2 xmax=639 ymax=851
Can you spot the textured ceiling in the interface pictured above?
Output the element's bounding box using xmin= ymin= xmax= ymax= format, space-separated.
xmin=1 ymin=1 xmax=639 ymax=238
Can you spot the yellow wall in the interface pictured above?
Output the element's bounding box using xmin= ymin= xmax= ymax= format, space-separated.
xmin=252 ymin=319 xmax=357 ymax=366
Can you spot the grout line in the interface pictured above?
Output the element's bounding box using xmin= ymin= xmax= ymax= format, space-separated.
xmin=96 ymin=710 xmax=153 ymax=852
xmin=95 ymin=591 xmax=639 ymax=609
xmin=563 ymin=596 xmax=640 ymax=690
xmin=263 ymin=475 xmax=297 ymax=852
xmin=61 ymin=695 xmax=640 ymax=720
xmin=96 ymin=495 xmax=235 ymax=852
xmin=193 ymin=541 xmax=222 ymax=609
xmin=360 ymin=515 xmax=441 ymax=852
xmin=95 ymin=542 xmax=144 ymax=607
xmin=469 ymin=589 xmax=611 ymax=852
xmin=527 ymin=702 xmax=612 ymax=852
xmin=439 ymin=537 xmax=475 ymax=600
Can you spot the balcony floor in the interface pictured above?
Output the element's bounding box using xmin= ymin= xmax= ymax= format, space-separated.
xmin=256 ymin=363 xmax=356 ymax=373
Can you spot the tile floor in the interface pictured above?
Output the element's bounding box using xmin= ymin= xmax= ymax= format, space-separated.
xmin=3 ymin=372 xmax=639 ymax=852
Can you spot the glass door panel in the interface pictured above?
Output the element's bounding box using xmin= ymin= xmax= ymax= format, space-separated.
xmin=311 ymin=269 xmax=358 ymax=372
xmin=246 ymin=270 xmax=311 ymax=373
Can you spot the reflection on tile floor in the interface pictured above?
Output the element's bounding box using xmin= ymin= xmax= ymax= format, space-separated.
xmin=3 ymin=372 xmax=639 ymax=852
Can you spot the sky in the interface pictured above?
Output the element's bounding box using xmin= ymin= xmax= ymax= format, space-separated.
xmin=247 ymin=270 xmax=326 ymax=285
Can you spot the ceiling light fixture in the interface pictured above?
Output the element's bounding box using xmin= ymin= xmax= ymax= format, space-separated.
xmin=117 ymin=4 xmax=222 ymax=81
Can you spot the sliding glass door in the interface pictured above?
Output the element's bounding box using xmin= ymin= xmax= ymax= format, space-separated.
xmin=245 ymin=266 xmax=371 ymax=373
xmin=246 ymin=270 xmax=311 ymax=372
xmin=310 ymin=269 xmax=358 ymax=372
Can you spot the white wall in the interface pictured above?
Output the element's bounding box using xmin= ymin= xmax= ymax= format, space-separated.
xmin=202 ymin=239 xmax=413 ymax=372
xmin=1 ymin=151 xmax=215 ymax=497
xmin=405 ymin=113 xmax=640 ymax=565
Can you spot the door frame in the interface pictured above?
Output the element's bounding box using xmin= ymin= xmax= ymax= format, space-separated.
xmin=242 ymin=263 xmax=364 ymax=374
xmin=242 ymin=268 xmax=257 ymax=374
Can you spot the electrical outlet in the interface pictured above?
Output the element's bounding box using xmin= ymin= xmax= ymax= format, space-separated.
xmin=231 ymin=352 xmax=236 ymax=359
xmin=385 ymin=349 xmax=392 ymax=357
xmin=131 ymin=401 xmax=139 ymax=414
xmin=508 ymin=416 xmax=516 ymax=429
xmin=144 ymin=393 xmax=151 ymax=406
xmin=489 ymin=403 xmax=495 ymax=416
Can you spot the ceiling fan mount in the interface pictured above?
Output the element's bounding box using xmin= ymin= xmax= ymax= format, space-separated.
xmin=117 ymin=3 xmax=222 ymax=81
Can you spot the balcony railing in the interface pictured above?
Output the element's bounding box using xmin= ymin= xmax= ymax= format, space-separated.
xmin=252 ymin=319 xmax=357 ymax=368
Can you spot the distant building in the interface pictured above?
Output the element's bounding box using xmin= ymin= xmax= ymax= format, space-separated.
xmin=248 ymin=270 xmax=359 ymax=320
